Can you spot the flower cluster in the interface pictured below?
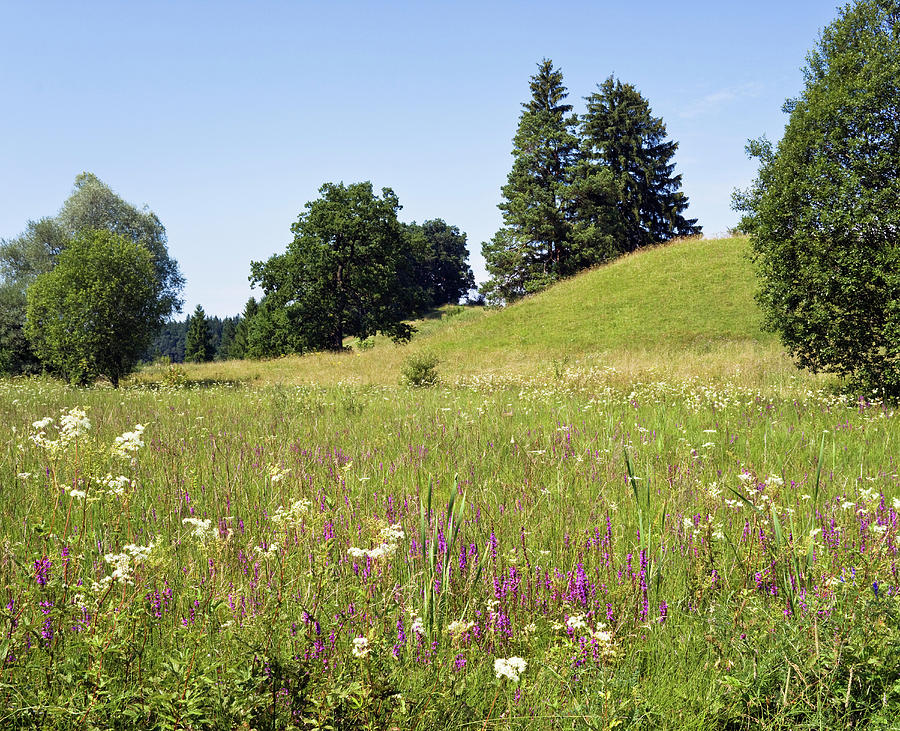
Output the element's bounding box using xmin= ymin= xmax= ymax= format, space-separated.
xmin=112 ymin=424 xmax=146 ymax=458
xmin=493 ymin=656 xmax=527 ymax=683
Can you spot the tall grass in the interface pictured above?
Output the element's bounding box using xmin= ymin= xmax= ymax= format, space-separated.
xmin=2 ymin=370 xmax=899 ymax=728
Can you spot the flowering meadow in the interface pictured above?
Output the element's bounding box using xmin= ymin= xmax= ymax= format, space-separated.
xmin=2 ymin=372 xmax=900 ymax=729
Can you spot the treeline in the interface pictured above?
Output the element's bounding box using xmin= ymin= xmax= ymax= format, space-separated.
xmin=143 ymin=311 xmax=241 ymax=363
xmin=0 ymin=60 xmax=701 ymax=382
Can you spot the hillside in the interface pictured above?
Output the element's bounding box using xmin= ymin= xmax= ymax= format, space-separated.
xmin=137 ymin=236 xmax=802 ymax=388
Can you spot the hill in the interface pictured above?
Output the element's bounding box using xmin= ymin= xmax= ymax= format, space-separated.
xmin=136 ymin=236 xmax=805 ymax=388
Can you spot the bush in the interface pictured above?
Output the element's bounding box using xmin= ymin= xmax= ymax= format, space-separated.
xmin=400 ymin=351 xmax=440 ymax=387
xmin=734 ymin=0 xmax=900 ymax=398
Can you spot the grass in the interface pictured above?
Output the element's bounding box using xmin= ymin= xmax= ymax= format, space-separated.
xmin=134 ymin=236 xmax=810 ymax=391
xmin=5 ymin=236 xmax=894 ymax=729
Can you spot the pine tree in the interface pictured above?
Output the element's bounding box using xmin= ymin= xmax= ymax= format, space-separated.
xmin=580 ymin=77 xmax=700 ymax=253
xmin=483 ymin=59 xmax=580 ymax=302
xmin=185 ymin=304 xmax=213 ymax=363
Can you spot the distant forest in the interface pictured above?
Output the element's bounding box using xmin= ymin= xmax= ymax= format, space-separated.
xmin=143 ymin=315 xmax=240 ymax=363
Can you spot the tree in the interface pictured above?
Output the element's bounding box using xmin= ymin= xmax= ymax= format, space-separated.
xmin=217 ymin=318 xmax=238 ymax=360
xmin=185 ymin=304 xmax=214 ymax=363
xmin=580 ymin=76 xmax=700 ymax=254
xmin=250 ymin=182 xmax=425 ymax=352
xmin=0 ymin=173 xmax=183 ymax=373
xmin=483 ymin=59 xmax=580 ymax=302
xmin=734 ymin=0 xmax=900 ymax=397
xmin=25 ymin=230 xmax=168 ymax=387
xmin=229 ymin=297 xmax=258 ymax=359
xmin=406 ymin=220 xmax=475 ymax=307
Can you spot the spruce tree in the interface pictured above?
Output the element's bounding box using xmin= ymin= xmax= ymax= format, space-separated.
xmin=580 ymin=77 xmax=700 ymax=253
xmin=483 ymin=59 xmax=579 ymax=302
xmin=229 ymin=297 xmax=257 ymax=359
xmin=185 ymin=304 xmax=213 ymax=363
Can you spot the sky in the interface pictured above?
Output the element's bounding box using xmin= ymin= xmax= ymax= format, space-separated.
xmin=1 ymin=1 xmax=841 ymax=317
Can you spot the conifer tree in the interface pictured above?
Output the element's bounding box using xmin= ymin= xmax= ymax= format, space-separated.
xmin=483 ymin=59 xmax=579 ymax=302
xmin=580 ymin=77 xmax=700 ymax=253
xmin=185 ymin=304 xmax=213 ymax=363
xmin=229 ymin=297 xmax=257 ymax=359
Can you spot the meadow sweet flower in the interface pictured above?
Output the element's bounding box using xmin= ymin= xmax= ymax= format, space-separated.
xmin=182 ymin=518 xmax=216 ymax=541
xmin=493 ymin=656 xmax=527 ymax=682
xmin=113 ymin=424 xmax=146 ymax=457
xmin=351 ymin=636 xmax=370 ymax=658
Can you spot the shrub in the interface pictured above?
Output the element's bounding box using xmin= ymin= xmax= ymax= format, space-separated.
xmin=400 ymin=351 xmax=440 ymax=387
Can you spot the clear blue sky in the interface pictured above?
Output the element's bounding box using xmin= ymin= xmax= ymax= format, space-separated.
xmin=1 ymin=1 xmax=839 ymax=317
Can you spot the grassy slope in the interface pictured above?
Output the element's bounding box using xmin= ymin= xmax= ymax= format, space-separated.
xmin=138 ymin=237 xmax=806 ymax=388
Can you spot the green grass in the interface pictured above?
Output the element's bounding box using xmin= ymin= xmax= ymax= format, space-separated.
xmin=136 ymin=236 xmax=810 ymax=391
xmin=7 ymin=236 xmax=890 ymax=729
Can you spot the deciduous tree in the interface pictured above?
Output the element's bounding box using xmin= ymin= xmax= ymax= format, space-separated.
xmin=25 ymin=230 xmax=168 ymax=387
xmin=250 ymin=182 xmax=424 ymax=352
xmin=734 ymin=0 xmax=900 ymax=397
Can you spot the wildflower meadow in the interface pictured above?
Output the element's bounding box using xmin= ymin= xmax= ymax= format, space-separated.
xmin=2 ymin=371 xmax=900 ymax=729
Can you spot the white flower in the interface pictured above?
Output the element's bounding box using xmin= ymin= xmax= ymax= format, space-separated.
xmin=566 ymin=614 xmax=588 ymax=631
xmin=447 ymin=620 xmax=474 ymax=636
xmin=871 ymin=524 xmax=887 ymax=535
xmin=410 ymin=615 xmax=425 ymax=635
xmin=893 ymin=497 xmax=900 ymax=511
xmin=59 ymin=407 xmax=91 ymax=440
xmin=17 ymin=472 xmax=32 ymax=480
xmin=271 ymin=499 xmax=311 ymax=526
xmin=493 ymin=656 xmax=527 ymax=683
xmin=32 ymin=417 xmax=54 ymax=430
xmin=68 ymin=489 xmax=87 ymax=500
xmin=113 ymin=424 xmax=146 ymax=457
xmin=765 ymin=476 xmax=784 ymax=487
xmin=99 ymin=474 xmax=132 ymax=496
xmin=351 ymin=636 xmax=369 ymax=658
xmin=268 ymin=464 xmax=290 ymax=483
xmin=182 ymin=517 xmax=216 ymax=541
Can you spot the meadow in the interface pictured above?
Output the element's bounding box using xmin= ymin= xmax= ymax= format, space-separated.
xmin=4 ymin=238 xmax=900 ymax=729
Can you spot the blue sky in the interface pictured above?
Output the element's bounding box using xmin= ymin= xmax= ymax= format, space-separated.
xmin=1 ymin=1 xmax=840 ymax=317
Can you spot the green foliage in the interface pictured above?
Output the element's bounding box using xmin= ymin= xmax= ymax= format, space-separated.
xmin=185 ymin=304 xmax=214 ymax=363
xmin=734 ymin=0 xmax=900 ymax=398
xmin=579 ymin=76 xmax=701 ymax=253
xmin=405 ymin=219 xmax=475 ymax=307
xmin=483 ymin=62 xmax=699 ymax=305
xmin=24 ymin=230 xmax=168 ymax=387
xmin=251 ymin=182 xmax=423 ymax=353
xmin=400 ymin=351 xmax=440 ymax=387
xmin=228 ymin=297 xmax=257 ymax=360
xmin=0 ymin=173 xmax=183 ymax=375
xmin=483 ymin=59 xmax=579 ymax=303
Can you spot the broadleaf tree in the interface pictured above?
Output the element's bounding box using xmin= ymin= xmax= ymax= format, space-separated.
xmin=0 ymin=173 xmax=183 ymax=374
xmin=25 ymin=230 xmax=168 ymax=387
xmin=250 ymin=182 xmax=426 ymax=352
xmin=733 ymin=0 xmax=900 ymax=398
xmin=405 ymin=219 xmax=475 ymax=307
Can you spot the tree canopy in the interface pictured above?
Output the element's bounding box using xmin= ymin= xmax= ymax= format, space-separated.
xmin=250 ymin=182 xmax=425 ymax=353
xmin=483 ymin=61 xmax=699 ymax=304
xmin=25 ymin=230 xmax=168 ymax=387
xmin=734 ymin=0 xmax=900 ymax=397
xmin=580 ymin=77 xmax=700 ymax=253
xmin=0 ymin=173 xmax=183 ymax=374
xmin=483 ymin=59 xmax=580 ymax=302
xmin=185 ymin=304 xmax=214 ymax=363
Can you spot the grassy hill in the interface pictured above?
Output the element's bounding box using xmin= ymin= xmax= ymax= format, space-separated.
xmin=137 ymin=236 xmax=807 ymax=388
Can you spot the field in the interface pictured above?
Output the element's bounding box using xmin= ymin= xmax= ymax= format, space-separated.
xmin=4 ymin=238 xmax=900 ymax=729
